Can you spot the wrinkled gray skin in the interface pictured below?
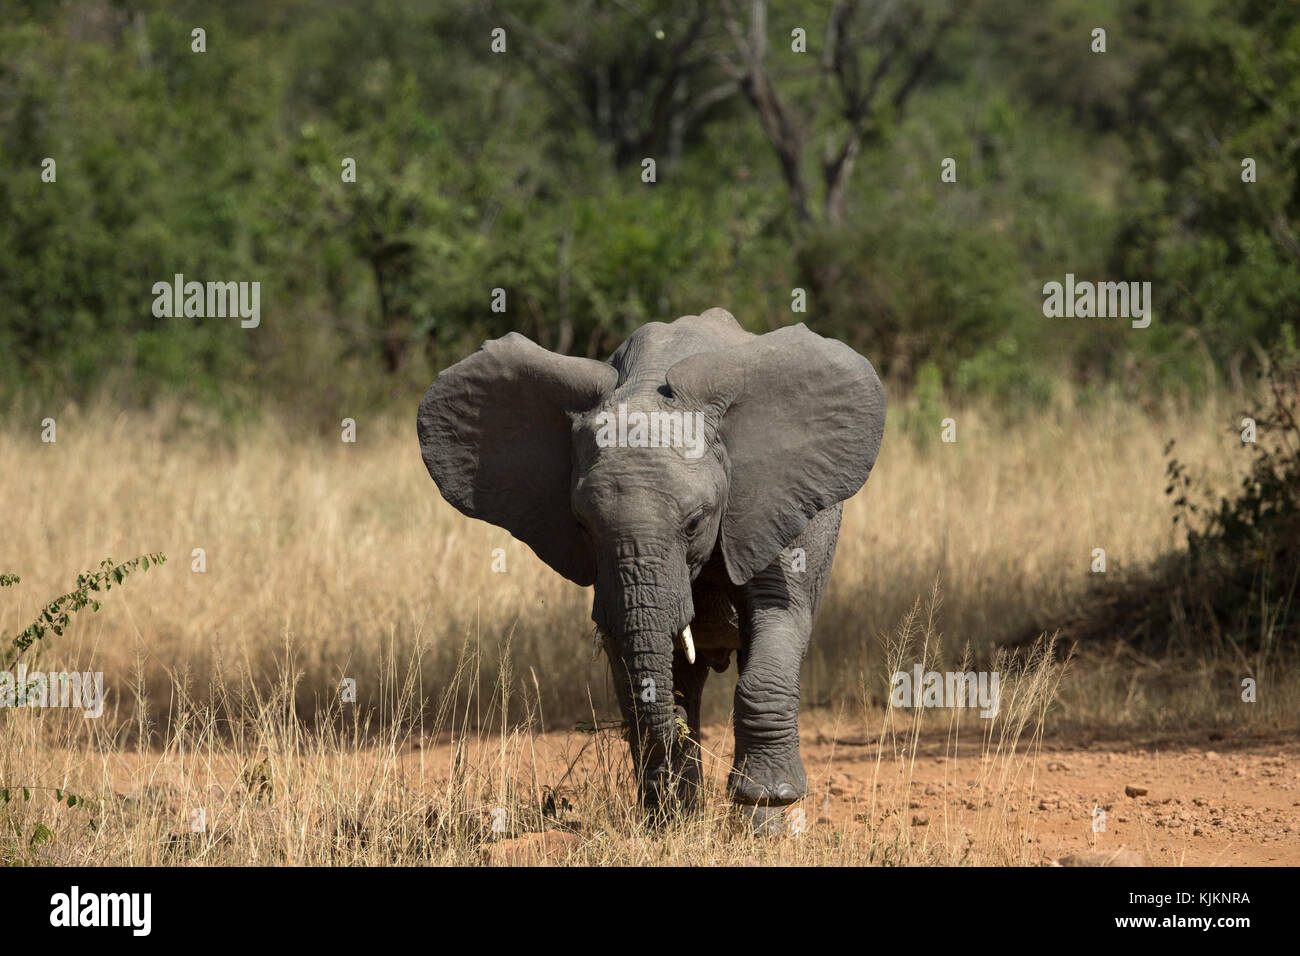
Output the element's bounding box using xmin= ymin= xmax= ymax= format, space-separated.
xmin=417 ymin=309 xmax=885 ymax=828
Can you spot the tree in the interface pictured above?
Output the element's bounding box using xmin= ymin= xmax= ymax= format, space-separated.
xmin=1113 ymin=0 xmax=1300 ymax=386
xmin=719 ymin=0 xmax=964 ymax=225
xmin=494 ymin=0 xmax=740 ymax=171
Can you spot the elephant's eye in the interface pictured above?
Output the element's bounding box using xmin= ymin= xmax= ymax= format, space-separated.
xmin=684 ymin=509 xmax=706 ymax=535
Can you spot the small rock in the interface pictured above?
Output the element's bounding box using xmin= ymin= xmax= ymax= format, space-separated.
xmin=911 ymin=812 xmax=929 ymax=826
xmin=1125 ymin=785 xmax=1149 ymax=798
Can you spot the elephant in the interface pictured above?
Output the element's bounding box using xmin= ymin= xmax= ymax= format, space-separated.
xmin=417 ymin=308 xmax=885 ymax=828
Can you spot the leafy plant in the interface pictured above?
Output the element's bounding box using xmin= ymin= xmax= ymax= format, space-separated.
xmin=1020 ymin=345 xmax=1300 ymax=655
xmin=1 ymin=552 xmax=166 ymax=670
xmin=1162 ymin=343 xmax=1300 ymax=647
xmin=0 ymin=553 xmax=164 ymax=863
xmin=1171 ymin=346 xmax=1300 ymax=562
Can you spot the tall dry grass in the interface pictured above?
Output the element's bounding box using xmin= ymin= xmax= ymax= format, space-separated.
xmin=0 ymin=386 xmax=1278 ymax=732
xmin=0 ymin=584 xmax=1071 ymax=865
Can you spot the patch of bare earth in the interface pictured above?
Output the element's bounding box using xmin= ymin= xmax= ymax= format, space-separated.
xmin=430 ymin=717 xmax=1300 ymax=865
xmin=795 ymin=720 xmax=1300 ymax=866
xmin=31 ymin=719 xmax=1297 ymax=865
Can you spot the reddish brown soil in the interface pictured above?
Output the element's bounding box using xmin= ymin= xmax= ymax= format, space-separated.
xmin=791 ymin=721 xmax=1300 ymax=865
xmin=44 ymin=719 xmax=1298 ymax=865
xmin=447 ymin=718 xmax=1300 ymax=865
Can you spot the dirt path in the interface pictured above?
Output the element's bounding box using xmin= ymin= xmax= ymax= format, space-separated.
xmin=423 ymin=717 xmax=1300 ymax=865
xmin=790 ymin=720 xmax=1299 ymax=865
xmin=36 ymin=719 xmax=1297 ymax=865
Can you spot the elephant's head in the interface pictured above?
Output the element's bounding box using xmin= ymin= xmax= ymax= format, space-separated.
xmin=417 ymin=311 xmax=884 ymax=814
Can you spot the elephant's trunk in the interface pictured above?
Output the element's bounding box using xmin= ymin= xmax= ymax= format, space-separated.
xmin=618 ymin=627 xmax=678 ymax=742
xmin=595 ymin=549 xmax=693 ymax=816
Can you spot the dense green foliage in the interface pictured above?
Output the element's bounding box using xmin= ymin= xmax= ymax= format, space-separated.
xmin=1 ymin=0 xmax=1295 ymax=418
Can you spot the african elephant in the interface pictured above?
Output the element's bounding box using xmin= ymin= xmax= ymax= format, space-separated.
xmin=417 ymin=308 xmax=885 ymax=827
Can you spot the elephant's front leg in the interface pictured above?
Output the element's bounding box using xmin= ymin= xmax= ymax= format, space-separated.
xmin=728 ymin=599 xmax=811 ymax=822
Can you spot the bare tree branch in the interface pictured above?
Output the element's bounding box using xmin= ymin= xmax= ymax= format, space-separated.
xmin=720 ymin=0 xmax=812 ymax=223
xmin=724 ymin=0 xmax=965 ymax=225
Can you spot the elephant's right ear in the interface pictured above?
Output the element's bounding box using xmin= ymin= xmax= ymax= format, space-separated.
xmin=417 ymin=332 xmax=617 ymax=586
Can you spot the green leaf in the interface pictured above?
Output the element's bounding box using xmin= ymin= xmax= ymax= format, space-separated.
xmin=29 ymin=822 xmax=53 ymax=849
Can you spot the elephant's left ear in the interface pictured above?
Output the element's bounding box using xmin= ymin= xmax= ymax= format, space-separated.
xmin=666 ymin=324 xmax=885 ymax=585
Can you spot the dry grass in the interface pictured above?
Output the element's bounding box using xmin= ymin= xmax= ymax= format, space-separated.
xmin=1 ymin=589 xmax=1071 ymax=865
xmin=1 ymin=385 xmax=1296 ymax=864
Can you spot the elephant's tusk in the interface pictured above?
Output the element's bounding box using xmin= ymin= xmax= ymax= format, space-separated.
xmin=679 ymin=624 xmax=696 ymax=665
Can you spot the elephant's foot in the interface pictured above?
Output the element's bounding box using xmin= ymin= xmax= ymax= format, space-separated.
xmin=726 ymin=747 xmax=807 ymax=807
xmin=730 ymin=753 xmax=805 ymax=836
